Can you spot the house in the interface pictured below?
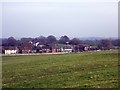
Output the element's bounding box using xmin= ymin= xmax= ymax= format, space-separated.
xmin=78 ymin=45 xmax=90 ymax=52
xmin=64 ymin=48 xmax=73 ymax=53
xmin=51 ymin=45 xmax=62 ymax=53
xmin=22 ymin=47 xmax=32 ymax=53
xmin=62 ymin=45 xmax=73 ymax=53
xmin=5 ymin=50 xmax=17 ymax=54
xmin=84 ymin=46 xmax=89 ymax=51
xmin=4 ymin=47 xmax=18 ymax=54
xmin=33 ymin=44 xmax=51 ymax=53
xmin=42 ymin=45 xmax=51 ymax=53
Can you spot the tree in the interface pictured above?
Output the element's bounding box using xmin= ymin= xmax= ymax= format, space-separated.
xmin=82 ymin=40 xmax=95 ymax=46
xmin=20 ymin=38 xmax=33 ymax=51
xmin=7 ymin=37 xmax=17 ymax=46
xmin=59 ymin=35 xmax=70 ymax=44
xmin=46 ymin=35 xmax=57 ymax=44
xmin=70 ymin=38 xmax=80 ymax=45
xmin=111 ymin=39 xmax=120 ymax=46
xmin=36 ymin=36 xmax=46 ymax=44
xmin=21 ymin=38 xmax=33 ymax=43
xmin=99 ymin=39 xmax=112 ymax=50
xmin=2 ymin=38 xmax=8 ymax=46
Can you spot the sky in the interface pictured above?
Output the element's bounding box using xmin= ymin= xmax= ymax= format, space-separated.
xmin=0 ymin=0 xmax=119 ymax=38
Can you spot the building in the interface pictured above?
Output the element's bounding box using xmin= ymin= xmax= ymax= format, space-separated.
xmin=3 ymin=46 xmax=18 ymax=54
xmin=5 ymin=50 xmax=17 ymax=54
xmin=21 ymin=47 xmax=32 ymax=53
xmin=62 ymin=45 xmax=73 ymax=53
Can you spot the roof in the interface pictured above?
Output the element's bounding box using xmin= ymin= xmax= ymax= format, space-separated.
xmin=63 ymin=45 xmax=73 ymax=49
xmin=2 ymin=46 xmax=18 ymax=50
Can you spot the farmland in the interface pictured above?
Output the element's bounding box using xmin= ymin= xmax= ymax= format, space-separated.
xmin=2 ymin=50 xmax=119 ymax=88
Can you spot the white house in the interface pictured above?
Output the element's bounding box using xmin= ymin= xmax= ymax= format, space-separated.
xmin=62 ymin=45 xmax=73 ymax=53
xmin=63 ymin=49 xmax=73 ymax=53
xmin=5 ymin=50 xmax=17 ymax=54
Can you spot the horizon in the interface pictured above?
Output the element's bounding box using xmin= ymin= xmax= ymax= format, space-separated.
xmin=1 ymin=36 xmax=118 ymax=40
xmin=1 ymin=35 xmax=119 ymax=40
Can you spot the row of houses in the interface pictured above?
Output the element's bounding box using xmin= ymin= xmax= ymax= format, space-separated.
xmin=2 ymin=46 xmax=73 ymax=55
xmin=1 ymin=42 xmax=94 ymax=55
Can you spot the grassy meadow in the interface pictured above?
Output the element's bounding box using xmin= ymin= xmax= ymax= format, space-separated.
xmin=2 ymin=50 xmax=119 ymax=88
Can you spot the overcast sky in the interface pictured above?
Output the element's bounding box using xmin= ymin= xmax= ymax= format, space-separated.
xmin=1 ymin=0 xmax=118 ymax=38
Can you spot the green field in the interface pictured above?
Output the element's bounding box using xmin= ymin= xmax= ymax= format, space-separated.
xmin=2 ymin=50 xmax=119 ymax=88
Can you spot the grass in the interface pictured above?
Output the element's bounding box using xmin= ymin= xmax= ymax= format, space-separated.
xmin=2 ymin=50 xmax=119 ymax=88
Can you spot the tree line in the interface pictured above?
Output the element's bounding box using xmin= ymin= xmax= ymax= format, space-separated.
xmin=1 ymin=35 xmax=120 ymax=50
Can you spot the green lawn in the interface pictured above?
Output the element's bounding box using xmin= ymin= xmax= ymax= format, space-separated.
xmin=2 ymin=50 xmax=119 ymax=88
